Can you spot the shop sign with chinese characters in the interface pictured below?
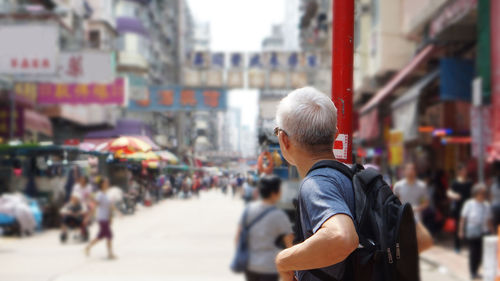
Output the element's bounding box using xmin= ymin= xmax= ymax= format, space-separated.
xmin=0 ymin=106 xmax=24 ymax=137
xmin=37 ymin=78 xmax=125 ymax=105
xmin=128 ymin=87 xmax=227 ymax=111
xmin=0 ymin=25 xmax=59 ymax=75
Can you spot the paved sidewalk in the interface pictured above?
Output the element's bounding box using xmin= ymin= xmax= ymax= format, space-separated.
xmin=420 ymin=245 xmax=470 ymax=281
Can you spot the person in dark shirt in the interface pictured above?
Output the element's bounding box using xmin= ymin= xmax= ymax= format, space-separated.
xmin=60 ymin=194 xmax=87 ymax=243
xmin=447 ymin=163 xmax=472 ymax=252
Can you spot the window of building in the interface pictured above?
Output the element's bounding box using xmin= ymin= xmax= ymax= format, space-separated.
xmin=89 ymin=30 xmax=100 ymax=49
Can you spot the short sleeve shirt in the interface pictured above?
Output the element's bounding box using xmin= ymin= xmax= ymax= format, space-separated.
xmin=393 ymin=180 xmax=428 ymax=207
xmin=95 ymin=191 xmax=112 ymax=221
xmin=243 ymin=201 xmax=293 ymax=274
xmin=297 ymin=167 xmax=355 ymax=281
xmin=461 ymin=199 xmax=491 ymax=238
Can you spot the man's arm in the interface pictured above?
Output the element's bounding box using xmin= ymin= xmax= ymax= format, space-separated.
xmin=283 ymin=233 xmax=294 ymax=248
xmin=276 ymin=214 xmax=358 ymax=275
xmin=234 ymin=225 xmax=242 ymax=245
xmin=415 ymin=198 xmax=430 ymax=213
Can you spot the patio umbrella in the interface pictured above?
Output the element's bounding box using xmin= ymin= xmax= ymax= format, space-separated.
xmin=79 ymin=142 xmax=96 ymax=152
xmin=96 ymin=136 xmax=153 ymax=154
xmin=156 ymin=150 xmax=179 ymax=164
xmin=121 ymin=151 xmax=160 ymax=161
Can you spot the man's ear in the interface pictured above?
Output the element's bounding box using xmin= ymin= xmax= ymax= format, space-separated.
xmin=279 ymin=132 xmax=291 ymax=150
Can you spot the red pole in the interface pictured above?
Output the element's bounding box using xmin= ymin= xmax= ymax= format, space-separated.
xmin=331 ymin=0 xmax=354 ymax=164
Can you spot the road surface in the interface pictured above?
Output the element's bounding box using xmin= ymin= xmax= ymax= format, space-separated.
xmin=0 ymin=190 xmax=459 ymax=281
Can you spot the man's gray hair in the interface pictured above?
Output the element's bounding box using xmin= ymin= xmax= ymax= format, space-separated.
xmin=276 ymin=87 xmax=337 ymax=147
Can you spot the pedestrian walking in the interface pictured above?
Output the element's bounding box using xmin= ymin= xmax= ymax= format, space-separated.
xmin=85 ymin=177 xmax=117 ymax=259
xmin=230 ymin=174 xmax=238 ymax=197
xmin=394 ymin=163 xmax=430 ymax=221
xmin=242 ymin=178 xmax=257 ymax=204
xmin=273 ymin=87 xmax=359 ymax=281
xmin=394 ymin=163 xmax=433 ymax=253
xmin=459 ymin=183 xmax=493 ymax=280
xmin=447 ymin=163 xmax=472 ymax=252
xmin=233 ymin=175 xmax=294 ymax=281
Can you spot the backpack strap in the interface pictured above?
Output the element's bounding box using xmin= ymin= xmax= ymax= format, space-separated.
xmin=244 ymin=206 xmax=277 ymax=230
xmin=356 ymin=168 xmax=382 ymax=187
xmin=309 ymin=268 xmax=340 ymax=281
xmin=302 ymin=160 xmax=357 ymax=281
xmin=306 ymin=160 xmax=354 ymax=180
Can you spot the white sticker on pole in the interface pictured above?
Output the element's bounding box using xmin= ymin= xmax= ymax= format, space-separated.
xmin=333 ymin=134 xmax=348 ymax=160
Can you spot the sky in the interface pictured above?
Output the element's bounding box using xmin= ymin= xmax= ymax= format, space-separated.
xmin=187 ymin=0 xmax=286 ymax=130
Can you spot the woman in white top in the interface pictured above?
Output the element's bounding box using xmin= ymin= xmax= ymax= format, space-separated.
xmin=72 ymin=176 xmax=93 ymax=204
xmin=85 ymin=177 xmax=116 ymax=259
xmin=459 ymin=183 xmax=493 ymax=280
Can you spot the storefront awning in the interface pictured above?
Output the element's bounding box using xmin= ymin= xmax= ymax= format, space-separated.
xmin=116 ymin=17 xmax=149 ymax=37
xmin=360 ymin=44 xmax=436 ymax=114
xmin=359 ymin=108 xmax=380 ymax=141
xmin=391 ymin=70 xmax=440 ymax=109
xmin=24 ymin=109 xmax=53 ymax=137
xmin=391 ymin=70 xmax=440 ymax=142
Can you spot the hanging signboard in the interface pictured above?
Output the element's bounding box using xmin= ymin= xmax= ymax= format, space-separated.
xmin=471 ymin=106 xmax=492 ymax=158
xmin=0 ymin=24 xmax=59 ymax=75
xmin=128 ymin=87 xmax=227 ymax=111
xmin=205 ymin=70 xmax=223 ymax=87
xmin=389 ymin=130 xmax=404 ymax=166
xmin=58 ymin=51 xmax=115 ymax=83
xmin=248 ymin=70 xmax=265 ymax=89
xmin=14 ymin=82 xmax=38 ymax=105
xmin=183 ymin=68 xmax=202 ymax=87
xmin=227 ymin=70 xmax=244 ymax=88
xmin=0 ymin=106 xmax=24 ymax=137
xmin=290 ymin=72 xmax=308 ymax=88
xmin=269 ymin=71 xmax=287 ymax=89
xmin=37 ymin=78 xmax=125 ymax=105
xmin=230 ymin=53 xmax=244 ymax=69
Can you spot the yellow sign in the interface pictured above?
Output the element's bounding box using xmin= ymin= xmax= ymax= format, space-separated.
xmin=389 ymin=130 xmax=404 ymax=167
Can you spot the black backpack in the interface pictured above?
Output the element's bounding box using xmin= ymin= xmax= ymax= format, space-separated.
xmin=296 ymin=160 xmax=420 ymax=281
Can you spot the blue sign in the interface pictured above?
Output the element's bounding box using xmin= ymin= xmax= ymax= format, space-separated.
xmin=269 ymin=52 xmax=279 ymax=68
xmin=193 ymin=52 xmax=205 ymax=67
xmin=439 ymin=58 xmax=474 ymax=101
xmin=288 ymin=53 xmax=298 ymax=68
xmin=212 ymin=53 xmax=224 ymax=68
xmin=307 ymin=54 xmax=317 ymax=68
xmin=249 ymin=54 xmax=262 ymax=68
xmin=231 ymin=53 xmax=243 ymax=68
xmin=128 ymin=86 xmax=228 ymax=111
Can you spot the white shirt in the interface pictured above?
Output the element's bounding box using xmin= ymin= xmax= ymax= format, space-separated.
xmin=461 ymin=199 xmax=491 ymax=238
xmin=73 ymin=183 xmax=93 ymax=203
xmin=95 ymin=191 xmax=112 ymax=221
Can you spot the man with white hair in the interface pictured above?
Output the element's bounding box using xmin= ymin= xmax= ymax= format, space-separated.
xmin=274 ymin=87 xmax=358 ymax=281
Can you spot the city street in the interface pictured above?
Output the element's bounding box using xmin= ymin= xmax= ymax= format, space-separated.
xmin=0 ymin=190 xmax=461 ymax=281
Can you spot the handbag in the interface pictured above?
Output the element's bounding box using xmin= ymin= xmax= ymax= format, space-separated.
xmin=443 ymin=218 xmax=456 ymax=233
xmin=230 ymin=206 xmax=276 ymax=273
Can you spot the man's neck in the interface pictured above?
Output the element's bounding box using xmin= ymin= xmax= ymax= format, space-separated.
xmin=296 ymin=153 xmax=336 ymax=178
xmin=262 ymin=198 xmax=275 ymax=205
xmin=406 ymin=178 xmax=416 ymax=185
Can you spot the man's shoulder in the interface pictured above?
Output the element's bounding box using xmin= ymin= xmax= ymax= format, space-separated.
xmin=305 ymin=167 xmax=350 ymax=184
xmin=300 ymin=167 xmax=353 ymax=201
xmin=416 ymin=180 xmax=427 ymax=189
xmin=394 ymin=179 xmax=406 ymax=188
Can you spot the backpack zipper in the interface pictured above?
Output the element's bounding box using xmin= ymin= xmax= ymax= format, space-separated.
xmin=387 ymin=248 xmax=394 ymax=264
xmin=396 ymin=243 xmax=401 ymax=260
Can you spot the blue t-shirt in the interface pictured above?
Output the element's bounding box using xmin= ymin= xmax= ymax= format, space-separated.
xmin=296 ymin=167 xmax=355 ymax=281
